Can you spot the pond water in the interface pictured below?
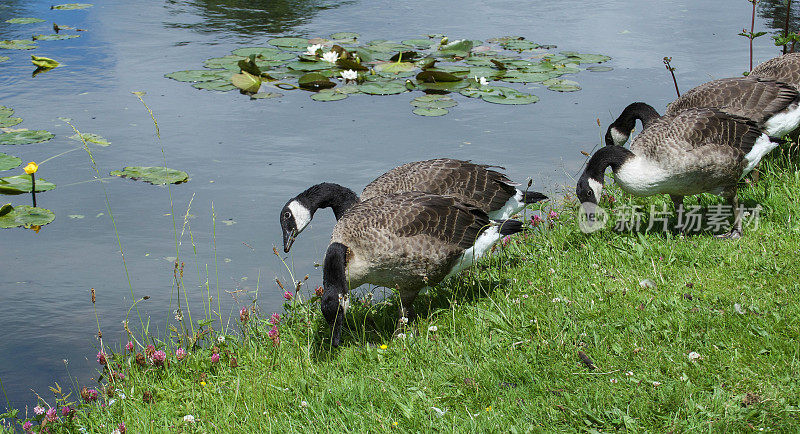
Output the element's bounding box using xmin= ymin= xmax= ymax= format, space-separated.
xmin=0 ymin=0 xmax=793 ymax=413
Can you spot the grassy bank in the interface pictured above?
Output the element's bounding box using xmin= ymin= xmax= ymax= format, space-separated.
xmin=4 ymin=147 xmax=800 ymax=433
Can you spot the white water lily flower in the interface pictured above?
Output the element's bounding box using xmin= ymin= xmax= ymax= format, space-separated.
xmin=479 ymin=77 xmax=488 ymax=86
xmin=340 ymin=69 xmax=357 ymax=81
xmin=322 ymin=51 xmax=339 ymax=63
xmin=305 ymin=44 xmax=323 ymax=56
xmin=183 ymin=415 xmax=196 ymax=423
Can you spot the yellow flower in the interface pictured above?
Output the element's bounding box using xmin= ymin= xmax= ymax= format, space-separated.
xmin=24 ymin=162 xmax=38 ymax=174
xmin=392 ymin=421 xmax=398 ymax=427
xmin=379 ymin=344 xmax=387 ymax=350
xmin=200 ymin=381 xmax=207 ymax=387
xmin=486 ymin=406 xmax=492 ymax=412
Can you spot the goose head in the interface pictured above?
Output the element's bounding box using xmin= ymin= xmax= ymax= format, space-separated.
xmin=280 ymin=199 xmax=311 ymax=253
xmin=322 ymin=242 xmax=349 ymax=347
xmin=605 ymin=102 xmax=661 ymax=146
xmin=577 ymin=145 xmax=635 ymax=205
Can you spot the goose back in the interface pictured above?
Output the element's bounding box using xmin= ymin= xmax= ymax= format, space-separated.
xmin=664 ymin=77 xmax=799 ymax=124
xmin=330 ymin=192 xmax=490 ymax=291
xmin=359 ymin=159 xmax=518 ymax=214
xmin=750 ymin=52 xmax=800 ymax=87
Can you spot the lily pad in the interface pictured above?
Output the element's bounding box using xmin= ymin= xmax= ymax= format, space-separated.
xmin=192 ymin=80 xmax=236 ymax=91
xmin=0 ymin=107 xmax=13 ymax=118
xmin=0 ymin=40 xmax=36 ymax=50
xmin=268 ymin=37 xmax=310 ymax=50
xmin=110 ymin=166 xmax=189 ymax=185
xmin=69 ymin=133 xmax=110 ymax=146
xmin=500 ymin=40 xmax=541 ymax=51
xmin=204 ymin=55 xmax=245 ymax=70
xmin=563 ymin=52 xmax=611 ymax=64
xmin=416 ymin=70 xmax=461 ymax=83
xmin=6 ymin=18 xmax=46 ymax=24
xmin=0 ymin=153 xmax=22 ymax=171
xmin=0 ymin=205 xmax=55 ymax=229
xmin=232 ymin=47 xmax=283 ymax=58
xmin=250 ymin=92 xmax=283 ymax=100
xmin=402 ymin=39 xmax=436 ymax=48
xmin=0 ymin=130 xmax=54 ymax=145
xmin=412 ymin=107 xmax=449 ymax=117
xmin=0 ymin=118 xmax=23 ymax=128
xmin=547 ymin=80 xmax=581 ymax=92
xmin=587 ymin=65 xmax=613 ymax=72
xmin=286 ymin=60 xmax=333 ymax=72
xmin=437 ymin=39 xmax=473 ymax=57
xmin=414 ymin=81 xmax=469 ymax=92
xmin=311 ymin=89 xmax=348 ymax=101
xmin=33 ymin=34 xmax=81 ymax=41
xmin=51 ymin=3 xmax=93 ymax=10
xmin=165 ymin=69 xmax=224 ymax=83
xmin=358 ymin=82 xmax=407 ymax=95
xmin=31 ymin=55 xmax=60 ymax=68
xmin=0 ymin=56 xmax=8 ymax=63
xmin=411 ymin=95 xmax=458 ymax=109
xmin=0 ymin=174 xmax=56 ymax=194
xmin=374 ymin=61 xmax=417 ymax=74
xmin=330 ymin=32 xmax=359 ymax=40
xmin=482 ymin=90 xmax=539 ymax=105
xmin=298 ymin=72 xmax=335 ymax=91
xmin=231 ymin=71 xmax=262 ymax=93
xmin=366 ymin=41 xmax=411 ymax=53
xmin=500 ymin=71 xmax=558 ymax=83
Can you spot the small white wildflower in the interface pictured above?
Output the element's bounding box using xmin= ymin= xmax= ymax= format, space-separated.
xmin=428 ymin=325 xmax=438 ymax=332
xmin=734 ymin=303 xmax=745 ymax=315
xmin=300 ymin=400 xmax=308 ymax=408
xmin=396 ymin=333 xmax=406 ymax=339
xmin=548 ymin=268 xmax=555 ymax=274
xmin=322 ymin=51 xmax=339 ymax=63
xmin=399 ymin=316 xmax=409 ymax=325
xmin=217 ymin=335 xmax=225 ymax=344
xmin=184 ymin=414 xmax=196 ymax=423
xmin=340 ymin=69 xmax=357 ymax=81
xmin=305 ymin=44 xmax=323 ymax=56
xmin=522 ymin=294 xmax=529 ymax=299
xmin=639 ymin=279 xmax=656 ymax=289
xmin=430 ymin=406 xmax=446 ymax=417
xmin=688 ymin=351 xmax=701 ymax=361
xmin=111 ymin=430 xmax=121 ymax=434
xmin=552 ymin=297 xmax=561 ymax=303
xmin=108 ymin=399 xmax=116 ymax=405
xmin=625 ymin=371 xmax=634 ymax=377
xmin=652 ymin=381 xmax=661 ymax=387
xmin=609 ymin=378 xmax=618 ymax=384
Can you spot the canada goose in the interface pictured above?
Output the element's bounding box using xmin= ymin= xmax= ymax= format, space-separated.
xmin=578 ymin=108 xmax=781 ymax=238
xmin=321 ymin=191 xmax=523 ymax=347
xmin=605 ymin=77 xmax=800 ymax=146
xmin=750 ymin=52 xmax=800 ymax=88
xmin=280 ymin=158 xmax=547 ymax=252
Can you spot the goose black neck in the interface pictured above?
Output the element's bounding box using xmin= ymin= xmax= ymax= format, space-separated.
xmin=619 ymin=102 xmax=661 ymax=129
xmin=584 ymin=145 xmax=634 ymax=181
xmin=322 ymin=242 xmax=348 ymax=296
xmin=297 ymin=183 xmax=359 ymax=220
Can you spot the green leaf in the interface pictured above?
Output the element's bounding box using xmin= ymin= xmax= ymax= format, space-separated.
xmin=286 ymin=60 xmax=333 ymax=72
xmin=0 ymin=106 xmax=13 ymax=118
xmin=402 ymin=39 xmax=436 ymax=48
xmin=410 ymin=95 xmax=458 ymax=109
xmin=0 ymin=203 xmax=11 ymax=217
xmin=51 ymin=3 xmax=93 ymax=10
xmin=298 ymin=72 xmax=335 ymax=90
xmin=204 ymin=55 xmax=245 ymax=70
xmin=587 ymin=65 xmax=613 ymax=72
xmin=110 ymin=166 xmax=189 ymax=185
xmin=0 ymin=174 xmax=56 ymax=194
xmin=32 ymin=34 xmax=80 ymax=41
xmin=0 ymin=39 xmax=37 ymax=50
xmin=6 ymin=18 xmax=46 ymax=24
xmin=374 ymin=61 xmax=418 ymax=74
xmin=0 ymin=205 xmax=55 ymax=228
xmin=330 ymin=32 xmax=359 ymax=40
xmin=250 ymin=92 xmax=283 ymax=100
xmin=31 ymin=55 xmax=60 ymax=68
xmin=0 ymin=117 xmax=23 ymax=128
xmin=69 ymin=133 xmax=110 ymax=146
xmin=0 ymin=153 xmax=22 ymax=171
xmin=416 ymin=70 xmax=461 ymax=83
xmin=500 ymin=40 xmax=541 ymax=51
xmin=0 ymin=56 xmax=8 ymax=63
xmin=232 ymin=47 xmax=284 ymax=58
xmin=439 ymin=39 xmax=474 ymax=54
xmin=412 ymin=107 xmax=448 ymax=116
xmin=237 ymin=55 xmax=262 ymax=76
xmin=0 ymin=130 xmax=54 ymax=145
xmin=192 ymin=80 xmax=236 ymax=91
xmin=357 ymin=82 xmax=407 ymax=95
xmin=336 ymin=58 xmax=368 ymax=71
xmin=164 ymin=70 xmax=225 ymax=83
xmin=547 ymin=80 xmax=581 ymax=92
xmin=482 ymin=90 xmax=539 ymax=105
xmin=563 ymin=53 xmax=611 ymax=64
xmin=311 ymin=89 xmax=348 ymax=101
xmin=268 ymin=37 xmax=310 ymax=50
xmin=499 ymin=71 xmax=557 ymax=83
xmin=231 ymin=71 xmax=262 ymax=93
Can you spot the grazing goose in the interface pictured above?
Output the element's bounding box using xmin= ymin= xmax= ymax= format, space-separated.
xmin=750 ymin=52 xmax=800 ymax=88
xmin=321 ymin=192 xmax=523 ymax=347
xmin=280 ymin=158 xmax=547 ymax=252
xmin=578 ymin=108 xmax=780 ymax=238
xmin=605 ymin=77 xmax=800 ymax=146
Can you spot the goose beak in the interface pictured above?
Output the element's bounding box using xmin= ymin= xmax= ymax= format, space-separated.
xmin=331 ymin=313 xmax=343 ymax=347
xmin=283 ymin=228 xmax=297 ymax=253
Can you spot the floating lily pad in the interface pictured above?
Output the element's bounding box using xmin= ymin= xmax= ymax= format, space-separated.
xmin=69 ymin=133 xmax=110 ymax=146
xmin=0 ymin=153 xmax=22 ymax=171
xmin=500 ymin=71 xmax=558 ymax=83
xmin=0 ymin=107 xmax=13 ymax=118
xmin=412 ymin=107 xmax=448 ymax=116
xmin=164 ymin=70 xmax=224 ymax=83
xmin=311 ymin=89 xmax=348 ymax=101
xmin=250 ymin=92 xmax=283 ymax=100
xmin=0 ymin=118 xmax=23 ymax=128
xmin=0 ymin=205 xmax=55 ymax=229
xmin=547 ymin=80 xmax=581 ymax=92
xmin=192 ymin=80 xmax=235 ymax=91
xmin=286 ymin=60 xmax=333 ymax=72
xmin=0 ymin=174 xmax=56 ymax=194
xmin=587 ymin=65 xmax=613 ymax=72
xmin=463 ymin=86 xmax=538 ymax=105
xmin=437 ymin=40 xmax=473 ymax=57
xmin=402 ymin=39 xmax=436 ymax=48
xmin=460 ymin=85 xmax=509 ymax=99
xmin=31 ymin=55 xmax=59 ymax=68
xmin=6 ymin=18 xmax=46 ymax=24
xmin=500 ymin=40 xmax=541 ymax=51
xmin=563 ymin=52 xmax=611 ymax=64
xmin=366 ymin=41 xmax=411 ymax=53
xmin=414 ymin=81 xmax=469 ymax=92
xmin=51 ymin=3 xmax=93 ymax=10
xmin=298 ymin=72 xmax=335 ymax=90
xmin=33 ymin=34 xmax=81 ymax=41
xmin=204 ymin=55 xmax=244 ymax=70
xmin=231 ymin=71 xmax=262 ymax=93
xmin=232 ymin=47 xmax=283 ymax=58
xmin=110 ymin=167 xmax=188 ymax=185
xmin=0 ymin=130 xmax=54 ymax=145
xmin=330 ymin=32 xmax=359 ymax=40
xmin=0 ymin=56 xmax=8 ymax=63
xmin=411 ymin=95 xmax=458 ymax=109
xmin=0 ymin=40 xmax=36 ymax=50
xmin=268 ymin=37 xmax=310 ymax=50
xmin=358 ymin=82 xmax=407 ymax=95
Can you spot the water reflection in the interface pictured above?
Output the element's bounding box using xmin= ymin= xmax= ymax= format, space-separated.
xmin=758 ymin=0 xmax=800 ymax=38
xmin=163 ymin=0 xmax=354 ymax=36
xmin=0 ymin=0 xmax=29 ymax=40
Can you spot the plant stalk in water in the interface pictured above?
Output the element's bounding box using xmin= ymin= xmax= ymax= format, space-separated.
xmin=739 ymin=0 xmax=767 ymax=71
xmin=663 ymin=57 xmax=680 ymax=97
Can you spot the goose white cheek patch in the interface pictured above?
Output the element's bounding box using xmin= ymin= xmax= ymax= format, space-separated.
xmin=287 ymin=200 xmax=312 ymax=232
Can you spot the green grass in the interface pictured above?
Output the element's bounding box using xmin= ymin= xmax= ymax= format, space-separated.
xmin=4 ymin=150 xmax=800 ymax=433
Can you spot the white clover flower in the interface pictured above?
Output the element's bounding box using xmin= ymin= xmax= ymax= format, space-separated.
xmin=305 ymin=44 xmax=323 ymax=56
xmin=609 ymin=378 xmax=618 ymax=384
xmin=184 ymin=415 xmax=196 ymax=423
xmin=552 ymin=297 xmax=561 ymax=303
xmin=688 ymin=351 xmax=701 ymax=361
xmin=652 ymin=381 xmax=662 ymax=387
xmin=340 ymin=69 xmax=358 ymax=81
xmin=322 ymin=51 xmax=339 ymax=63
xmin=396 ymin=333 xmax=406 ymax=339
xmin=301 ymin=400 xmax=308 ymax=408
xmin=217 ymin=335 xmax=225 ymax=344
xmin=625 ymin=371 xmax=634 ymax=377
xmin=428 ymin=325 xmax=438 ymax=332
xmin=399 ymin=316 xmax=409 ymax=325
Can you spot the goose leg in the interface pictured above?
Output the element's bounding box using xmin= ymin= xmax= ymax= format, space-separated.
xmin=716 ymin=190 xmax=742 ymax=239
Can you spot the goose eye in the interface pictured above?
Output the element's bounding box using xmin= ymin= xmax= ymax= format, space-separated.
xmin=284 ymin=211 xmax=291 ymax=220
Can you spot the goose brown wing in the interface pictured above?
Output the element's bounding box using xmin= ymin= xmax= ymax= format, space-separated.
xmin=331 ymin=192 xmax=489 ymax=253
xmin=751 ymin=52 xmax=800 ymax=87
xmin=665 ymin=77 xmax=799 ymax=123
xmin=360 ymin=158 xmax=517 ymax=213
xmin=632 ymin=108 xmax=763 ymax=160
